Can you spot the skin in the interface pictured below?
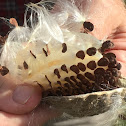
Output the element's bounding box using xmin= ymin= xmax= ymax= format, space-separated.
xmin=0 ymin=0 xmax=126 ymax=126
xmin=87 ymin=0 xmax=126 ymax=76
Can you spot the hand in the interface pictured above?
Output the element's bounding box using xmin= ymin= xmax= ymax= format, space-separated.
xmin=0 ymin=0 xmax=126 ymax=126
xmin=85 ymin=0 xmax=126 ymax=76
xmin=0 ymin=75 xmax=58 ymax=126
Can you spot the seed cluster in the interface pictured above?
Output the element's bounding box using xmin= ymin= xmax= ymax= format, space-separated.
xmin=42 ymin=40 xmax=121 ymax=97
xmin=0 ymin=22 xmax=121 ymax=98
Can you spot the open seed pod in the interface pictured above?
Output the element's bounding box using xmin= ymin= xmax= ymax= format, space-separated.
xmin=0 ymin=0 xmax=126 ymax=126
xmin=43 ymin=88 xmax=126 ymax=126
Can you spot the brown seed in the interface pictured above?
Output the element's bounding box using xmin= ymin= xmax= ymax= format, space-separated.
xmin=86 ymin=47 xmax=97 ymax=56
xmin=77 ymin=82 xmax=83 ymax=87
xmin=62 ymin=43 xmax=67 ymax=53
xmin=30 ymin=50 xmax=36 ymax=59
xmin=77 ymin=74 xmax=85 ymax=80
xmin=55 ymin=90 xmax=63 ymax=96
xmin=45 ymin=76 xmax=51 ymax=84
xmin=103 ymin=40 xmax=114 ymax=48
xmin=84 ymin=79 xmax=92 ymax=88
xmin=64 ymin=77 xmax=73 ymax=85
xmin=108 ymin=77 xmax=116 ymax=86
xmin=64 ymin=77 xmax=70 ymax=82
xmin=107 ymin=68 xmax=121 ymax=77
xmin=70 ymin=76 xmax=76 ymax=81
xmin=95 ymin=74 xmax=104 ymax=84
xmin=85 ymin=72 xmax=95 ymax=81
xmin=87 ymin=61 xmax=96 ymax=70
xmin=61 ymin=64 xmax=68 ymax=73
xmin=76 ymin=50 xmax=85 ymax=60
xmin=23 ymin=61 xmax=28 ymax=69
xmin=57 ymin=81 xmax=61 ymax=85
xmin=72 ymin=88 xmax=80 ymax=95
xmin=75 ymin=88 xmax=82 ymax=94
xmin=64 ymin=83 xmax=70 ymax=89
xmin=43 ymin=48 xmax=48 ymax=57
xmin=83 ymin=21 xmax=94 ymax=31
xmin=87 ymin=82 xmax=93 ymax=91
xmin=70 ymin=89 xmax=75 ymax=95
xmin=105 ymin=70 xmax=112 ymax=77
xmin=80 ymin=84 xmax=87 ymax=92
xmin=104 ymin=71 xmax=113 ymax=83
xmin=93 ymin=83 xmax=103 ymax=91
xmin=104 ymin=53 xmax=116 ymax=60
xmin=101 ymin=40 xmax=114 ymax=52
xmin=45 ymin=75 xmax=52 ymax=89
xmin=0 ymin=66 xmax=9 ymax=76
xmin=94 ymin=68 xmax=105 ymax=75
xmin=75 ymin=81 xmax=83 ymax=87
xmin=77 ymin=74 xmax=88 ymax=84
xmin=35 ymin=81 xmax=44 ymax=89
xmin=109 ymin=57 xmax=117 ymax=64
xmin=57 ymin=81 xmax=62 ymax=86
xmin=77 ymin=62 xmax=86 ymax=72
xmin=57 ymin=87 xmax=62 ymax=90
xmin=98 ymin=57 xmax=109 ymax=66
xmin=54 ymin=69 xmax=61 ymax=79
xmin=70 ymin=65 xmax=79 ymax=74
xmin=64 ymin=88 xmax=70 ymax=95
xmin=108 ymin=59 xmax=118 ymax=68
xmin=70 ymin=76 xmax=78 ymax=84
xmin=77 ymin=87 xmax=85 ymax=94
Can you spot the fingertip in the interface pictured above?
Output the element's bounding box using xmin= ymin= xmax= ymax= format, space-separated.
xmin=12 ymin=84 xmax=42 ymax=114
xmin=20 ymin=85 xmax=42 ymax=114
xmin=0 ymin=83 xmax=42 ymax=114
xmin=13 ymin=84 xmax=42 ymax=105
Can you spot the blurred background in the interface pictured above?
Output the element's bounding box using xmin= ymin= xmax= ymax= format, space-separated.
xmin=0 ymin=0 xmax=126 ymax=36
xmin=0 ymin=0 xmax=40 ymax=36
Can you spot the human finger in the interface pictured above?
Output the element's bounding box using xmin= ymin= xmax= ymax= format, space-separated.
xmin=0 ymin=74 xmax=42 ymax=114
xmin=0 ymin=104 xmax=59 ymax=126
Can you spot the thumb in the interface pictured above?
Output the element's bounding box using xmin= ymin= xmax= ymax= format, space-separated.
xmin=0 ymin=75 xmax=42 ymax=114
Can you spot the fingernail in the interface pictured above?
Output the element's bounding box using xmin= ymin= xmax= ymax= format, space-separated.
xmin=13 ymin=85 xmax=34 ymax=105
